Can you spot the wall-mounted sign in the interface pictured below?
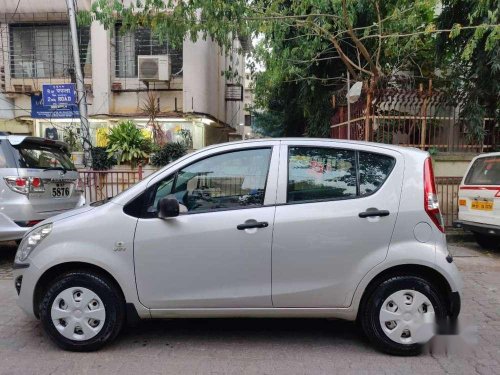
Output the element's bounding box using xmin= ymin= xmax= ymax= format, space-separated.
xmin=42 ymin=83 xmax=77 ymax=106
xmin=225 ymin=84 xmax=243 ymax=101
xmin=31 ymin=94 xmax=79 ymax=119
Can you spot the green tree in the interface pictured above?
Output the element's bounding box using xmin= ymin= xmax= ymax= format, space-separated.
xmin=84 ymin=0 xmax=498 ymax=137
xmin=437 ymin=0 xmax=499 ymax=142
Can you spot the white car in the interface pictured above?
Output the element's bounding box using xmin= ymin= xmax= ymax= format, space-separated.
xmin=13 ymin=139 xmax=462 ymax=355
xmin=454 ymin=152 xmax=500 ymax=249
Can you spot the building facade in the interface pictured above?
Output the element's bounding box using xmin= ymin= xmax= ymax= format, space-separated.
xmin=0 ymin=0 xmax=247 ymax=149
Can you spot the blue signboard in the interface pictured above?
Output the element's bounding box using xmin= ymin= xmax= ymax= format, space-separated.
xmin=31 ymin=94 xmax=80 ymax=119
xmin=42 ymin=83 xmax=77 ymax=106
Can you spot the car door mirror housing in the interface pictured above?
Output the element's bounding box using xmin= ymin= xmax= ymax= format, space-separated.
xmin=158 ymin=197 xmax=180 ymax=219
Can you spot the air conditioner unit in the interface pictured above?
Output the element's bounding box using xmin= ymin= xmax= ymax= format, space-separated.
xmin=138 ymin=55 xmax=171 ymax=81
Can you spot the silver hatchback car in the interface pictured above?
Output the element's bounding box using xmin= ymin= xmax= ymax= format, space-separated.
xmin=13 ymin=139 xmax=462 ymax=355
xmin=0 ymin=134 xmax=85 ymax=242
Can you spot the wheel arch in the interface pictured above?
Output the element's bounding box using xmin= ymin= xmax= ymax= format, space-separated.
xmin=33 ymin=262 xmax=125 ymax=319
xmin=356 ymin=264 xmax=453 ymax=321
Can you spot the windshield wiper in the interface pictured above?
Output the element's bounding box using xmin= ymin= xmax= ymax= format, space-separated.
xmin=43 ymin=166 xmax=67 ymax=174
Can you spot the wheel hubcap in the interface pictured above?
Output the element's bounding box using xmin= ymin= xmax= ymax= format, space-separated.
xmin=379 ymin=289 xmax=435 ymax=345
xmin=51 ymin=287 xmax=106 ymax=341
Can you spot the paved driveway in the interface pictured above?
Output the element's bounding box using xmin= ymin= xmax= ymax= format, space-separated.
xmin=0 ymin=241 xmax=499 ymax=375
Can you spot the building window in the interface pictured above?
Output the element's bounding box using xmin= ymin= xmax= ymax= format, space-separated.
xmin=9 ymin=24 xmax=91 ymax=79
xmin=115 ymin=26 xmax=183 ymax=78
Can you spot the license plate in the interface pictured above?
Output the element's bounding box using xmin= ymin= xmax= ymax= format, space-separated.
xmin=471 ymin=200 xmax=493 ymax=211
xmin=52 ymin=185 xmax=71 ymax=198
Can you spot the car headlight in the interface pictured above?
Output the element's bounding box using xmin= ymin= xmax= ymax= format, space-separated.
xmin=15 ymin=223 xmax=52 ymax=262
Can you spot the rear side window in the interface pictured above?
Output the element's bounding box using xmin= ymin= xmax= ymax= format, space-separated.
xmin=12 ymin=143 xmax=76 ymax=170
xmin=0 ymin=140 xmax=15 ymax=168
xmin=287 ymin=147 xmax=395 ymax=203
xmin=288 ymin=147 xmax=357 ymax=202
xmin=465 ymin=156 xmax=500 ymax=185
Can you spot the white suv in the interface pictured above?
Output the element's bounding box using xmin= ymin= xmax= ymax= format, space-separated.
xmin=13 ymin=139 xmax=462 ymax=355
xmin=454 ymin=152 xmax=500 ymax=249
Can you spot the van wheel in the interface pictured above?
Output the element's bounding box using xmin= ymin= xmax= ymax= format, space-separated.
xmin=360 ymin=276 xmax=446 ymax=356
xmin=474 ymin=233 xmax=500 ymax=250
xmin=39 ymin=271 xmax=125 ymax=351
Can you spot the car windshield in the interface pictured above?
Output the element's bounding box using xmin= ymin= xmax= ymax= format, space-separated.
xmin=465 ymin=156 xmax=500 ymax=185
xmin=13 ymin=142 xmax=76 ymax=171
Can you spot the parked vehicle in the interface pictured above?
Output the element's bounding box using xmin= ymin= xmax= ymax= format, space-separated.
xmin=13 ymin=139 xmax=462 ymax=355
xmin=0 ymin=134 xmax=85 ymax=242
xmin=454 ymin=152 xmax=500 ymax=249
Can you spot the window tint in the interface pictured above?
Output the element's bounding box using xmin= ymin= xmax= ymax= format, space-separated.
xmin=359 ymin=152 xmax=396 ymax=195
xmin=149 ymin=148 xmax=271 ymax=215
xmin=288 ymin=147 xmax=357 ymax=202
xmin=465 ymin=156 xmax=500 ymax=185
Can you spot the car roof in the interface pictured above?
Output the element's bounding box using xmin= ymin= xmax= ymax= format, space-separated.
xmin=202 ymin=138 xmax=428 ymax=156
xmin=0 ymin=135 xmax=69 ymax=151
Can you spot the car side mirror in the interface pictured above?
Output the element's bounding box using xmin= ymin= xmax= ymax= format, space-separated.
xmin=158 ymin=197 xmax=180 ymax=219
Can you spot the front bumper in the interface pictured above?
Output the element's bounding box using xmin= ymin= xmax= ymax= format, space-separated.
xmin=453 ymin=220 xmax=500 ymax=236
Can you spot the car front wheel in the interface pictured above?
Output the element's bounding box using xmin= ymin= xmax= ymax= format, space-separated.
xmin=360 ymin=275 xmax=446 ymax=356
xmin=39 ymin=271 xmax=125 ymax=351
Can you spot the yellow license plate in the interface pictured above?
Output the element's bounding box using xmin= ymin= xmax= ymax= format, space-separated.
xmin=471 ymin=201 xmax=494 ymax=211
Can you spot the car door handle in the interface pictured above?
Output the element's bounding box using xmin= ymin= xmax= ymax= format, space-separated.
xmin=237 ymin=220 xmax=269 ymax=230
xmin=358 ymin=208 xmax=390 ymax=218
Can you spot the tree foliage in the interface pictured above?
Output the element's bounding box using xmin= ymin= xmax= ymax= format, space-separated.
xmin=85 ymin=0 xmax=499 ymax=137
xmin=437 ymin=0 xmax=500 ymax=140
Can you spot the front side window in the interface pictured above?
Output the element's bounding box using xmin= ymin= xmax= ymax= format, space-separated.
xmin=288 ymin=147 xmax=357 ymax=202
xmin=465 ymin=156 xmax=500 ymax=185
xmin=287 ymin=147 xmax=395 ymax=203
xmin=115 ymin=26 xmax=183 ymax=78
xmin=10 ymin=24 xmax=91 ymax=78
xmin=146 ymin=148 xmax=272 ymax=215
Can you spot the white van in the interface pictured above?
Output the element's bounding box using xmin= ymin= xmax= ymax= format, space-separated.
xmin=454 ymin=152 xmax=500 ymax=249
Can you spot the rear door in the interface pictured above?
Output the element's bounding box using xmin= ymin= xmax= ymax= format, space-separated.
xmin=272 ymin=141 xmax=404 ymax=308
xmin=459 ymin=154 xmax=500 ymax=226
xmin=12 ymin=141 xmax=81 ymax=213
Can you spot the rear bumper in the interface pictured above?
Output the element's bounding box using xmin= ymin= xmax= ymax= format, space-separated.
xmin=0 ymin=213 xmax=28 ymax=241
xmin=453 ymin=220 xmax=500 ymax=236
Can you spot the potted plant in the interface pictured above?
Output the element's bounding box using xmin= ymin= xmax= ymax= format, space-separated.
xmin=106 ymin=120 xmax=150 ymax=168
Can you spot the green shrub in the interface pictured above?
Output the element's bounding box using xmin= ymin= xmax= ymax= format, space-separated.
xmin=106 ymin=120 xmax=149 ymax=166
xmin=91 ymin=147 xmax=116 ymax=170
xmin=150 ymin=142 xmax=188 ymax=167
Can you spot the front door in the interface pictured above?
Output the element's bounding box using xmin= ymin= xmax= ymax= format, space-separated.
xmin=272 ymin=142 xmax=404 ymax=308
xmin=133 ymin=146 xmax=278 ymax=309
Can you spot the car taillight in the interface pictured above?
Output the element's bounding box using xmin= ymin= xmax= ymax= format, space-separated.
xmin=30 ymin=177 xmax=45 ymax=193
xmin=4 ymin=177 xmax=45 ymax=194
xmin=424 ymin=158 xmax=445 ymax=233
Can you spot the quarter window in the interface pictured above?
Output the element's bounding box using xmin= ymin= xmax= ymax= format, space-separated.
xmin=359 ymin=152 xmax=396 ymax=196
xmin=147 ymin=148 xmax=272 ymax=215
xmin=287 ymin=147 xmax=395 ymax=203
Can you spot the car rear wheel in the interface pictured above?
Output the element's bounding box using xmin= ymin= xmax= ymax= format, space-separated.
xmin=39 ymin=271 xmax=125 ymax=351
xmin=474 ymin=233 xmax=500 ymax=250
xmin=360 ymin=275 xmax=446 ymax=356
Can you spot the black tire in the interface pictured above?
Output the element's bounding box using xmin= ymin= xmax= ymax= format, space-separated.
xmin=360 ymin=275 xmax=446 ymax=356
xmin=474 ymin=233 xmax=500 ymax=250
xmin=39 ymin=271 xmax=125 ymax=351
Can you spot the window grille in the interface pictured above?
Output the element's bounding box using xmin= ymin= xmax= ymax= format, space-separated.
xmin=115 ymin=26 xmax=183 ymax=78
xmin=9 ymin=24 xmax=91 ymax=79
